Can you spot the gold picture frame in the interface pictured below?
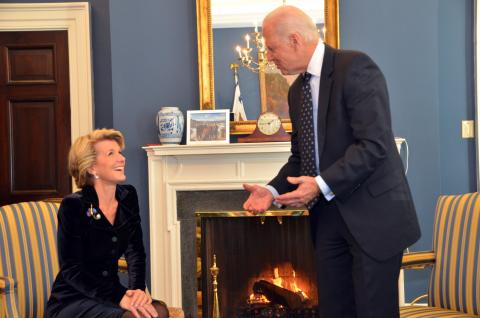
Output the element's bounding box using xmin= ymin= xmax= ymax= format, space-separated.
xmin=196 ymin=0 xmax=340 ymax=135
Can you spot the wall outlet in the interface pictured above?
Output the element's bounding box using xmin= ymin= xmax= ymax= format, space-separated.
xmin=461 ymin=120 xmax=475 ymax=139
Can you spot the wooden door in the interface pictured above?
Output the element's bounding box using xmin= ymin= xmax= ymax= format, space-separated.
xmin=0 ymin=31 xmax=71 ymax=205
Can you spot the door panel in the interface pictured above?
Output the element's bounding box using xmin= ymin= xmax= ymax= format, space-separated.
xmin=0 ymin=31 xmax=71 ymax=205
xmin=10 ymin=100 xmax=56 ymax=192
xmin=7 ymin=46 xmax=56 ymax=83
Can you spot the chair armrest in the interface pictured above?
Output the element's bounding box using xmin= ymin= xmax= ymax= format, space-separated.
xmin=402 ymin=251 xmax=435 ymax=269
xmin=43 ymin=197 xmax=63 ymax=203
xmin=0 ymin=276 xmax=20 ymax=318
xmin=118 ymin=257 xmax=128 ymax=273
xmin=0 ymin=276 xmax=17 ymax=295
xmin=168 ymin=307 xmax=185 ymax=318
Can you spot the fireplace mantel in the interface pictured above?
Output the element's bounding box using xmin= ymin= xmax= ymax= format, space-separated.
xmin=143 ymin=142 xmax=291 ymax=307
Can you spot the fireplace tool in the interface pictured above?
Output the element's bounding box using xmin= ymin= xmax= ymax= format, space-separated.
xmin=211 ymin=254 xmax=220 ymax=318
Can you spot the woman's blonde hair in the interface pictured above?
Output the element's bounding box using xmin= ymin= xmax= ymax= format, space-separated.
xmin=68 ymin=128 xmax=125 ymax=188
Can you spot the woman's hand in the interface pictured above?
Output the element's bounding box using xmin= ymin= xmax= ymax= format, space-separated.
xmin=120 ymin=289 xmax=158 ymax=318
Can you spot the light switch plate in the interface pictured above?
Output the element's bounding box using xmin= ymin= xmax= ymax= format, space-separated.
xmin=461 ymin=120 xmax=475 ymax=139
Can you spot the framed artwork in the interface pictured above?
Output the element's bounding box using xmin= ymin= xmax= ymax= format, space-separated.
xmin=265 ymin=69 xmax=298 ymax=119
xmin=187 ymin=109 xmax=230 ymax=145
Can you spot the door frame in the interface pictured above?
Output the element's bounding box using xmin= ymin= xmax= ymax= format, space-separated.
xmin=0 ymin=2 xmax=94 ymax=190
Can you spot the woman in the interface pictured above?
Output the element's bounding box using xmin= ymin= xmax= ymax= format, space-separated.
xmin=46 ymin=129 xmax=168 ymax=318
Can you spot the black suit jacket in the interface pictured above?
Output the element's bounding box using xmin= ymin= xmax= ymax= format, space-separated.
xmin=269 ymin=45 xmax=421 ymax=260
xmin=47 ymin=184 xmax=146 ymax=314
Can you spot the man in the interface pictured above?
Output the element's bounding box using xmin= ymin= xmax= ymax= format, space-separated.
xmin=243 ymin=6 xmax=421 ymax=318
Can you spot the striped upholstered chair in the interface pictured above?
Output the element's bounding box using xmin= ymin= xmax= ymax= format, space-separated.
xmin=400 ymin=192 xmax=480 ymax=317
xmin=0 ymin=201 xmax=184 ymax=318
xmin=0 ymin=201 xmax=59 ymax=318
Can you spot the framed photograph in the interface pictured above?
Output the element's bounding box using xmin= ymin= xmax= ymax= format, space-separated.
xmin=187 ymin=109 xmax=230 ymax=145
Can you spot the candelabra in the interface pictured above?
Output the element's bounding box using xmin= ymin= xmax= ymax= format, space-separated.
xmin=235 ymin=29 xmax=271 ymax=73
xmin=234 ymin=7 xmax=326 ymax=115
xmin=235 ymin=29 xmax=273 ymax=113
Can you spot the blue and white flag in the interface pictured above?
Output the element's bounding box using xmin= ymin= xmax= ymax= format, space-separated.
xmin=231 ymin=69 xmax=247 ymax=121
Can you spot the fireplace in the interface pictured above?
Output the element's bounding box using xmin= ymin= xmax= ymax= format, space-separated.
xmin=143 ymin=141 xmax=406 ymax=318
xmin=198 ymin=211 xmax=317 ymax=318
xmin=143 ymin=142 xmax=292 ymax=317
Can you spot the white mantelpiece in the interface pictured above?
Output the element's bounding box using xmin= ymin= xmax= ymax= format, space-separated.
xmin=143 ymin=142 xmax=291 ymax=307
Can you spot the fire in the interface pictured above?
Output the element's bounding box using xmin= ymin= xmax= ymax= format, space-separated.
xmin=246 ymin=263 xmax=310 ymax=303
xmin=291 ymin=270 xmax=308 ymax=300
xmin=271 ymin=266 xmax=309 ymax=300
xmin=273 ymin=267 xmax=283 ymax=287
xmin=248 ymin=293 xmax=270 ymax=304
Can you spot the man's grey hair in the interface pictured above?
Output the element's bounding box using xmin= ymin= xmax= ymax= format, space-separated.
xmin=264 ymin=5 xmax=320 ymax=44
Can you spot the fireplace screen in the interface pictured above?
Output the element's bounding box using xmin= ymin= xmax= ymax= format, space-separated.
xmin=198 ymin=212 xmax=318 ymax=318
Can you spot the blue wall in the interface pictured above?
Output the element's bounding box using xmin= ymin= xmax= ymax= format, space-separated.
xmin=108 ymin=0 xmax=199 ymax=285
xmin=340 ymin=0 xmax=475 ymax=300
xmin=1 ymin=0 xmax=199 ymax=289
xmin=4 ymin=0 xmax=475 ymax=302
xmin=438 ymin=0 xmax=476 ymax=193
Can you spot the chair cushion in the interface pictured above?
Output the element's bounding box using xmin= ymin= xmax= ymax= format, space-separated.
xmin=400 ymin=305 xmax=477 ymax=317
xmin=429 ymin=193 xmax=480 ymax=315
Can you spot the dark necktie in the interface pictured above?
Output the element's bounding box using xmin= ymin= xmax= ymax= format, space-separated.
xmin=299 ymin=72 xmax=319 ymax=209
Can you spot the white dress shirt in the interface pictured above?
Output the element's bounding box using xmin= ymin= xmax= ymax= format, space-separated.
xmin=267 ymin=40 xmax=335 ymax=205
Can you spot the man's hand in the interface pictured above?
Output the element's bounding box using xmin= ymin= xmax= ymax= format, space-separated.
xmin=120 ymin=289 xmax=158 ymax=318
xmin=243 ymin=184 xmax=274 ymax=215
xmin=275 ymin=176 xmax=320 ymax=207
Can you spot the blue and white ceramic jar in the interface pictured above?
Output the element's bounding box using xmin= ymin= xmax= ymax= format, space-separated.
xmin=156 ymin=106 xmax=184 ymax=145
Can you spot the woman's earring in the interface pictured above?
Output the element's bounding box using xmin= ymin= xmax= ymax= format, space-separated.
xmin=94 ymin=174 xmax=99 ymax=179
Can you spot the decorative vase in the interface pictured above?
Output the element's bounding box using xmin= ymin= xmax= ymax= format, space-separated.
xmin=156 ymin=106 xmax=184 ymax=145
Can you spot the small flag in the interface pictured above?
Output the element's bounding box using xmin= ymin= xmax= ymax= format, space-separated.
xmin=231 ymin=69 xmax=247 ymax=121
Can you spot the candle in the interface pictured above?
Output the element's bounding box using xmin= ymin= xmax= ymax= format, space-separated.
xmin=254 ymin=21 xmax=258 ymax=33
xmin=245 ymin=34 xmax=250 ymax=49
xmin=258 ymin=37 xmax=265 ymax=53
xmin=236 ymin=46 xmax=242 ymax=58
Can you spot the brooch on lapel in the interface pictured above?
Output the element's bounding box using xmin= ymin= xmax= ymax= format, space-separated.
xmin=86 ymin=203 xmax=101 ymax=220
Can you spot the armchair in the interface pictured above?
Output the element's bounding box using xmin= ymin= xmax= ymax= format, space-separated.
xmin=400 ymin=192 xmax=480 ymax=317
xmin=0 ymin=201 xmax=184 ymax=318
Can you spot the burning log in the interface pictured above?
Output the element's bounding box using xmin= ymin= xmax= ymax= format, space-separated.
xmin=252 ymin=280 xmax=310 ymax=309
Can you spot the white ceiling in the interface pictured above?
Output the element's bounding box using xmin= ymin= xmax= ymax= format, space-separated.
xmin=211 ymin=0 xmax=324 ymax=29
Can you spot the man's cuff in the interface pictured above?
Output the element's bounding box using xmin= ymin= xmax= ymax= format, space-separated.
xmin=315 ymin=176 xmax=335 ymax=201
xmin=265 ymin=185 xmax=283 ymax=208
